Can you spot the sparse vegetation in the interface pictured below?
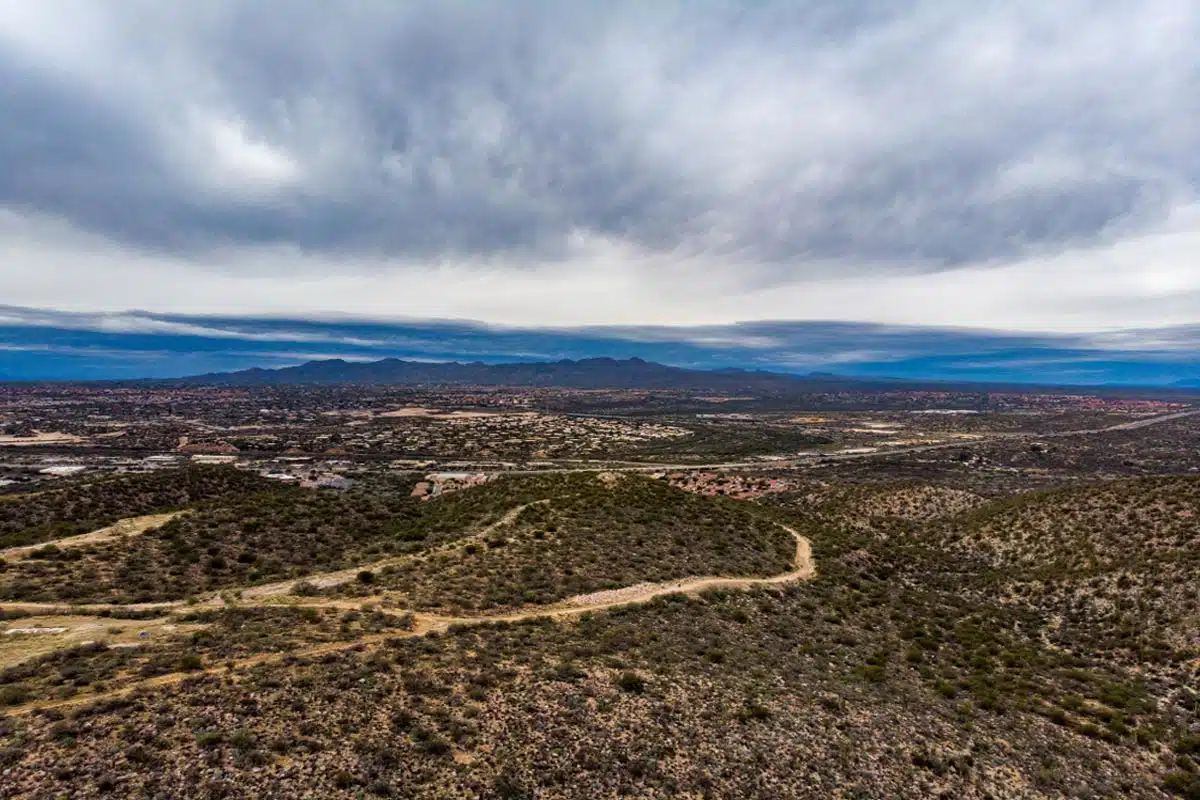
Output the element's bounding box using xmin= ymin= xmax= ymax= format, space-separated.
xmin=0 ymin=475 xmax=555 ymax=603
xmin=0 ymin=386 xmax=1197 ymax=798
xmin=0 ymin=467 xmax=272 ymax=549
xmin=329 ymin=473 xmax=797 ymax=612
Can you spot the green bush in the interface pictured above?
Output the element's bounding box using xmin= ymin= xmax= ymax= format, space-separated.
xmin=0 ymin=685 xmax=29 ymax=706
xmin=194 ymin=731 xmax=223 ymax=748
xmin=1164 ymin=770 xmax=1200 ymax=799
xmin=616 ymin=671 xmax=646 ymax=694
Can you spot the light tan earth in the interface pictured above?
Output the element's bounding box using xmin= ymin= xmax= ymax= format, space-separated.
xmin=0 ymin=512 xmax=181 ymax=561
xmin=0 ymin=432 xmax=84 ymax=446
xmin=0 ymin=615 xmax=203 ymax=668
xmin=377 ymin=407 xmax=533 ymax=419
xmin=238 ymin=500 xmax=549 ymax=601
xmin=1 ymin=512 xmax=814 ymax=715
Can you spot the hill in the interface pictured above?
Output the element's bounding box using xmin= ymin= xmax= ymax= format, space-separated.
xmin=327 ymin=472 xmax=798 ymax=613
xmin=2 ymin=468 xmax=1200 ymax=797
xmin=934 ymin=477 xmax=1200 ymax=674
xmin=0 ymin=467 xmax=273 ymax=550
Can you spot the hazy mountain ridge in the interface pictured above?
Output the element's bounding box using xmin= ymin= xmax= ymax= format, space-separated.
xmin=168 ymin=356 xmax=1200 ymax=399
xmin=173 ymin=356 xmax=850 ymax=391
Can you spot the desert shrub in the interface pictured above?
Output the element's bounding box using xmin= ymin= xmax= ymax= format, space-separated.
xmin=616 ymin=671 xmax=645 ymax=694
xmin=0 ymin=467 xmax=274 ymax=549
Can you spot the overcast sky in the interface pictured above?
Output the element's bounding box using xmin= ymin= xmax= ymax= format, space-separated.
xmin=0 ymin=1 xmax=1198 ymax=347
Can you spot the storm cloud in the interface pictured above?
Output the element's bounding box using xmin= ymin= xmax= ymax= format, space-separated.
xmin=0 ymin=2 xmax=1198 ymax=352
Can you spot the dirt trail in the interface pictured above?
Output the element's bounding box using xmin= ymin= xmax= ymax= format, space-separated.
xmin=9 ymin=521 xmax=814 ymax=716
xmin=0 ymin=615 xmax=203 ymax=669
xmin=552 ymin=524 xmax=812 ymax=613
xmin=2 ymin=408 xmax=1192 ymax=715
xmin=239 ymin=500 xmax=548 ymax=600
xmin=0 ymin=512 xmax=181 ymax=560
xmin=0 ymin=600 xmax=179 ymax=614
xmin=0 ymin=503 xmax=549 ymax=615
xmin=12 ymin=617 xmax=457 ymax=716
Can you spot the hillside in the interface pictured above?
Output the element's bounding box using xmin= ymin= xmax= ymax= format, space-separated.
xmin=0 ymin=474 xmax=538 ymax=604
xmin=0 ymin=468 xmax=274 ymax=550
xmin=0 ymin=474 xmax=797 ymax=607
xmin=2 ymin=467 xmax=1199 ymax=797
xmin=328 ymin=473 xmax=798 ymax=613
xmin=934 ymin=477 xmax=1200 ymax=675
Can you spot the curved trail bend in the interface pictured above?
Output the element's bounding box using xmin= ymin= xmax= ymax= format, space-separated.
xmin=0 ymin=513 xmax=181 ymax=561
xmin=237 ymin=500 xmax=549 ymax=601
xmin=3 ymin=407 xmax=1195 ymax=713
xmin=0 ymin=502 xmax=549 ymax=614
xmin=8 ymin=523 xmax=814 ymax=716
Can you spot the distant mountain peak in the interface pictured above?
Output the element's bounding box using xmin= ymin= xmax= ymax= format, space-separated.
xmin=133 ymin=356 xmax=1200 ymax=397
xmin=170 ymin=355 xmax=822 ymax=390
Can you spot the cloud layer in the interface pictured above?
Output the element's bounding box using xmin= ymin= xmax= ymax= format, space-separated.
xmin=3 ymin=306 xmax=1200 ymax=386
xmin=0 ymin=2 xmax=1198 ymax=345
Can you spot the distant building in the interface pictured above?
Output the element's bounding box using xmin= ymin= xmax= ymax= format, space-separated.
xmin=39 ymin=465 xmax=88 ymax=476
xmin=177 ymin=441 xmax=240 ymax=455
xmin=302 ymin=474 xmax=355 ymax=490
xmin=191 ymin=455 xmax=238 ymax=465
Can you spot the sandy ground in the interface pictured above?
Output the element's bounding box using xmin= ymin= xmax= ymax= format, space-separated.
xmin=11 ymin=528 xmax=814 ymax=716
xmin=1 ymin=512 xmax=181 ymax=560
xmin=2 ymin=517 xmax=814 ymax=709
xmin=377 ymin=407 xmax=532 ymax=419
xmin=0 ymin=615 xmax=202 ymax=669
xmin=0 ymin=432 xmax=85 ymax=446
xmin=238 ymin=501 xmax=546 ymax=601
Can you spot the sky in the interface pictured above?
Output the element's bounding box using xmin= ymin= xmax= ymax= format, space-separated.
xmin=1 ymin=2 xmax=1199 ymax=383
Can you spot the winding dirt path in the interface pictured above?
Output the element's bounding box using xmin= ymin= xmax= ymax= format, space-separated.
xmin=555 ymin=523 xmax=812 ymax=611
xmin=0 ymin=512 xmax=181 ymax=561
xmin=238 ymin=500 xmax=549 ymax=600
xmin=2 ymin=408 xmax=1192 ymax=714
xmin=0 ymin=503 xmax=548 ymax=615
xmin=6 ymin=521 xmax=814 ymax=716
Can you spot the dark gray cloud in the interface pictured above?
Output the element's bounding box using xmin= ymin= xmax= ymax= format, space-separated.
xmin=0 ymin=0 xmax=1195 ymax=271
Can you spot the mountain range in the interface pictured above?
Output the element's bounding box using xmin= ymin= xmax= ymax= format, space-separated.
xmin=168 ymin=356 xmax=1200 ymax=399
xmin=175 ymin=356 xmax=824 ymax=391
